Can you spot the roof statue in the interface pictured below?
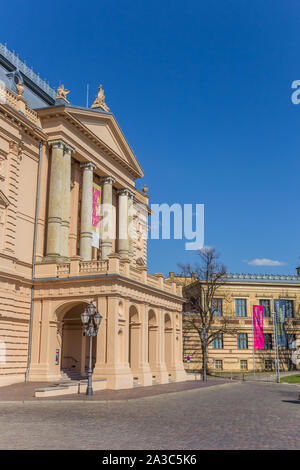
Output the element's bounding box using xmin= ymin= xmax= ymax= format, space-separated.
xmin=16 ymin=81 xmax=24 ymax=97
xmin=91 ymin=84 xmax=110 ymax=111
xmin=56 ymin=84 xmax=70 ymax=103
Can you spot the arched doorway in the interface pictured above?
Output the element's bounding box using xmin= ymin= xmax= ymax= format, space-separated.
xmin=148 ymin=309 xmax=158 ymax=372
xmin=128 ymin=305 xmax=140 ymax=375
xmin=164 ymin=313 xmax=173 ymax=370
xmin=60 ymin=302 xmax=97 ymax=377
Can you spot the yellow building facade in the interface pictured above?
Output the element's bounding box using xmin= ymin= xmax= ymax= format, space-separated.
xmin=168 ymin=272 xmax=300 ymax=373
xmin=0 ymin=44 xmax=187 ymax=389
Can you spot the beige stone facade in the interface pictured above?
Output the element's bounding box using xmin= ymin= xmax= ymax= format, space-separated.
xmin=168 ymin=273 xmax=300 ymax=373
xmin=0 ymin=47 xmax=187 ymax=389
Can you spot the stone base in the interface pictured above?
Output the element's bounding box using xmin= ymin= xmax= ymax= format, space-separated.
xmin=168 ymin=366 xmax=189 ymax=382
xmin=150 ymin=367 xmax=169 ymax=384
xmin=93 ymin=366 xmax=133 ymax=390
xmin=41 ymin=255 xmax=70 ymax=264
xmin=0 ymin=374 xmax=25 ymax=388
xmin=28 ymin=366 xmax=62 ymax=383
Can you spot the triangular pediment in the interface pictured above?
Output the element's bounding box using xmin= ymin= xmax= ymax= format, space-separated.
xmin=65 ymin=107 xmax=144 ymax=178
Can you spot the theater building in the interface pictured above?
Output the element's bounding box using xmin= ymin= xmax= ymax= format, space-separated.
xmin=0 ymin=43 xmax=187 ymax=389
xmin=168 ymin=272 xmax=300 ymax=373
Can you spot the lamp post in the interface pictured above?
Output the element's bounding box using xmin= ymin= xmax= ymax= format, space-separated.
xmin=81 ymin=301 xmax=102 ymax=395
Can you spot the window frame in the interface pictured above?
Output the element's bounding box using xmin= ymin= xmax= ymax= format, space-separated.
xmin=235 ymin=298 xmax=247 ymax=317
xmin=237 ymin=333 xmax=248 ymax=349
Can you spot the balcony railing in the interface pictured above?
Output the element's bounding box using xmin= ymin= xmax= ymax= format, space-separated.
xmin=4 ymin=88 xmax=41 ymax=127
xmin=36 ymin=255 xmax=181 ymax=296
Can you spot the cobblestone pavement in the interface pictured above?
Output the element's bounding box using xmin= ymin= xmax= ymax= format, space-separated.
xmin=0 ymin=381 xmax=299 ymax=450
xmin=0 ymin=378 xmax=228 ymax=401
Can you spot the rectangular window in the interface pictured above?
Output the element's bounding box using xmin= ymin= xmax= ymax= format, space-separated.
xmin=285 ymin=300 xmax=294 ymax=318
xmin=212 ymin=298 xmax=223 ymax=316
xmin=237 ymin=333 xmax=248 ymax=349
xmin=215 ymin=360 xmax=223 ymax=370
xmin=264 ymin=333 xmax=273 ymax=350
xmin=235 ymin=299 xmax=247 ymax=317
xmin=259 ymin=299 xmax=271 ymax=317
xmin=240 ymin=360 xmax=248 ymax=370
xmin=212 ymin=333 xmax=223 ymax=349
xmin=265 ymin=359 xmax=272 ymax=371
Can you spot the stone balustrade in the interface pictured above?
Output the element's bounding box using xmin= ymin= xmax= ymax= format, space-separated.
xmin=35 ymin=256 xmax=182 ymax=296
xmin=4 ymin=88 xmax=41 ymax=127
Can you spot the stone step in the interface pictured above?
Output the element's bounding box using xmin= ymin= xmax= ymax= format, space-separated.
xmin=35 ymin=378 xmax=107 ymax=397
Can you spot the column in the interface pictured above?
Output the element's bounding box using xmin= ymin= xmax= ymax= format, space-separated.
xmin=101 ymin=176 xmax=115 ymax=259
xmin=80 ymin=162 xmax=96 ymax=261
xmin=61 ymin=145 xmax=74 ymax=259
xmin=118 ymin=188 xmax=130 ymax=258
xmin=128 ymin=191 xmax=134 ymax=260
xmin=45 ymin=141 xmax=64 ymax=259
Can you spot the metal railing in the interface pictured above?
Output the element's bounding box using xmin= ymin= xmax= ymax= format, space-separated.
xmin=0 ymin=42 xmax=56 ymax=99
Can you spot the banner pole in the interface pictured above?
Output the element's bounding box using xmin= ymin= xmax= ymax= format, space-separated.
xmin=272 ymin=301 xmax=280 ymax=383
xmin=252 ymin=304 xmax=256 ymax=377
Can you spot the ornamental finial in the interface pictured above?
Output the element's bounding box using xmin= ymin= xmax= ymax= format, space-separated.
xmin=91 ymin=84 xmax=110 ymax=112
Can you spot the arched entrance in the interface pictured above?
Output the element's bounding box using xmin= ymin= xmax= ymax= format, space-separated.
xmin=128 ymin=305 xmax=140 ymax=375
xmin=164 ymin=313 xmax=173 ymax=370
xmin=148 ymin=309 xmax=158 ymax=372
xmin=60 ymin=302 xmax=97 ymax=377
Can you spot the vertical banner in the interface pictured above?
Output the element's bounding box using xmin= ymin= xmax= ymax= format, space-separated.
xmin=274 ymin=299 xmax=287 ymax=347
xmin=253 ymin=305 xmax=264 ymax=349
xmin=92 ymin=183 xmax=101 ymax=248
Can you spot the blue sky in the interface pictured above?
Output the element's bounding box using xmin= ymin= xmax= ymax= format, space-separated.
xmin=2 ymin=1 xmax=300 ymax=275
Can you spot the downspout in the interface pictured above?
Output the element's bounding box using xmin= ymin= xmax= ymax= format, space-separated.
xmin=25 ymin=141 xmax=43 ymax=381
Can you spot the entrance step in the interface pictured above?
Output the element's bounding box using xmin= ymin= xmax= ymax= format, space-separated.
xmin=60 ymin=368 xmax=86 ymax=381
xmin=35 ymin=378 xmax=107 ymax=398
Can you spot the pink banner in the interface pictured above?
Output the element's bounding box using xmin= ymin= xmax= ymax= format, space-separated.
xmin=253 ymin=305 xmax=264 ymax=349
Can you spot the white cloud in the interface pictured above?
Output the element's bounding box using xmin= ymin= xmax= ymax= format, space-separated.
xmin=244 ymin=258 xmax=287 ymax=267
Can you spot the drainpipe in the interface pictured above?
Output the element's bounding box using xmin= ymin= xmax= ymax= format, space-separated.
xmin=25 ymin=141 xmax=43 ymax=382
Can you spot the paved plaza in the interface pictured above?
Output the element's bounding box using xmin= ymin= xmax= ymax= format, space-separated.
xmin=0 ymin=381 xmax=299 ymax=450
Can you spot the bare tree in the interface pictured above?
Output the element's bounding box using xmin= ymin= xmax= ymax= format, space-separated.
xmin=179 ymin=247 xmax=236 ymax=381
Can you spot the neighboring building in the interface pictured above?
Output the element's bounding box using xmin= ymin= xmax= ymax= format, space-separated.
xmin=0 ymin=43 xmax=187 ymax=388
xmin=167 ymin=272 xmax=300 ymax=373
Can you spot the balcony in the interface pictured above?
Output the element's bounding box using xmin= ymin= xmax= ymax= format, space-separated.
xmin=35 ymin=254 xmax=182 ymax=296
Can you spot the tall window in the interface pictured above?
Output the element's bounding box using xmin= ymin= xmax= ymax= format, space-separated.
xmin=235 ymin=299 xmax=247 ymax=317
xmin=212 ymin=298 xmax=223 ymax=316
xmin=264 ymin=333 xmax=272 ymax=350
xmin=240 ymin=360 xmax=248 ymax=370
xmin=287 ymin=334 xmax=296 ymax=350
xmin=285 ymin=300 xmax=294 ymax=318
xmin=212 ymin=333 xmax=223 ymax=349
xmin=265 ymin=359 xmax=272 ymax=371
xmin=215 ymin=360 xmax=223 ymax=370
xmin=237 ymin=333 xmax=248 ymax=349
xmin=259 ymin=299 xmax=271 ymax=317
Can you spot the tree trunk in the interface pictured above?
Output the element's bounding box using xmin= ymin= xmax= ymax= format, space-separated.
xmin=202 ymin=342 xmax=207 ymax=381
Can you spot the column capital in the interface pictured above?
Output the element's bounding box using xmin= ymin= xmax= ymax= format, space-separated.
xmin=48 ymin=140 xmax=64 ymax=150
xmin=80 ymin=161 xmax=96 ymax=171
xmin=101 ymin=176 xmax=115 ymax=185
xmin=117 ymin=188 xmax=131 ymax=197
xmin=64 ymin=144 xmax=75 ymax=155
xmin=127 ymin=190 xmax=135 ymax=200
xmin=48 ymin=139 xmax=75 ymax=153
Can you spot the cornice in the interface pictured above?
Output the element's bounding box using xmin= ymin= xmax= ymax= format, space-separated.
xmin=0 ymin=103 xmax=47 ymax=142
xmin=33 ymin=273 xmax=184 ymax=303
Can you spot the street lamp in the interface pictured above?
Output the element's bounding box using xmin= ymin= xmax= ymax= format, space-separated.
xmin=81 ymin=301 xmax=103 ymax=395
